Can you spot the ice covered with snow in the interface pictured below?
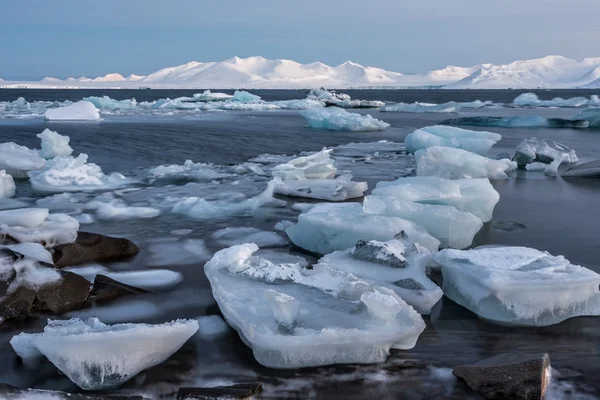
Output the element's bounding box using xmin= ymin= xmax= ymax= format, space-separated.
xmin=44 ymin=100 xmax=100 ymax=121
xmin=36 ymin=129 xmax=73 ymax=159
xmin=0 ymin=244 xmax=61 ymax=296
xmin=317 ymin=235 xmax=442 ymax=314
xmin=306 ymin=88 xmax=383 ymax=108
xmin=193 ymin=90 xmax=233 ymax=101
xmin=28 ymin=154 xmax=130 ymax=192
xmin=148 ymin=159 xmax=231 ymax=182
xmin=405 ymin=125 xmax=501 ymax=156
xmin=10 ymin=318 xmax=199 ymax=389
xmin=204 ymin=243 xmax=425 ymax=368
xmin=371 ymin=176 xmax=499 ymax=222
xmin=0 ymin=212 xmax=79 ymax=247
xmin=83 ymin=96 xmax=137 ymax=110
xmin=432 ymin=247 xmax=600 ymax=326
xmin=300 ymin=107 xmax=390 ymax=131
xmin=0 ymin=170 xmax=15 ymax=198
xmin=272 ymin=149 xmax=336 ymax=180
xmin=96 ymin=201 xmax=160 ymax=220
xmin=0 ymin=142 xmax=46 ymax=178
xmin=513 ymin=138 xmax=578 ymax=176
xmin=415 ymin=146 xmax=517 ymax=180
xmin=381 ymin=101 xmax=460 ymax=113
xmin=274 ymin=175 xmax=367 ymax=201
xmin=286 ymin=202 xmax=440 ymax=255
xmin=441 ymin=116 xmax=590 ymax=129
xmin=512 ymin=93 xmax=600 ymax=108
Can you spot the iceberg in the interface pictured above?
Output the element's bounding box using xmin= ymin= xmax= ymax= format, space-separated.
xmin=405 ymin=125 xmax=502 ymax=155
xmin=271 ymin=99 xmax=325 ymax=109
xmin=432 ymin=247 xmax=600 ymax=326
xmin=95 ymin=201 xmax=160 ymax=220
xmin=28 ymin=154 xmax=130 ymax=192
xmin=232 ymin=90 xmax=262 ymax=103
xmin=10 ymin=318 xmax=198 ymax=390
xmin=316 ymin=235 xmax=442 ymax=314
xmin=274 ymin=175 xmax=367 ymax=201
xmin=572 ymin=108 xmax=600 ymax=127
xmin=371 ymin=176 xmax=499 ymax=222
xmin=306 ymin=88 xmax=383 ymax=108
xmin=286 ymin=202 xmax=440 ymax=255
xmin=1 ymin=212 xmax=79 ymax=247
xmin=36 ymin=129 xmax=73 ymax=159
xmin=44 ymin=100 xmax=100 ymax=121
xmin=0 ymin=170 xmax=15 ymax=198
xmin=0 ymin=142 xmax=46 ymax=178
xmin=441 ymin=116 xmax=589 ymax=129
xmin=272 ymin=149 xmax=336 ymax=180
xmin=204 ymin=243 xmax=425 ymax=368
xmin=381 ymin=101 xmax=460 ymax=113
xmin=193 ymin=90 xmax=233 ymax=101
xmin=83 ymin=96 xmax=137 ymax=110
xmin=513 ymin=138 xmax=578 ymax=176
xmin=512 ymin=93 xmax=600 ymax=108
xmin=300 ymin=107 xmax=390 ymax=131
xmin=415 ymin=146 xmax=517 ymax=180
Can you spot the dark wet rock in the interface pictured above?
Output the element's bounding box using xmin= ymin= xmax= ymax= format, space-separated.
xmin=394 ymin=278 xmax=425 ymax=291
xmin=33 ymin=271 xmax=91 ymax=314
xmin=0 ymin=383 xmax=149 ymax=399
xmin=0 ymin=285 xmax=37 ymax=321
xmin=563 ymin=160 xmax=600 ymax=178
xmin=53 ymin=231 xmax=139 ymax=268
xmin=177 ymin=382 xmax=263 ymax=399
xmin=87 ymin=274 xmax=148 ymax=304
xmin=492 ymin=221 xmax=527 ymax=232
xmin=453 ymin=353 xmax=551 ymax=400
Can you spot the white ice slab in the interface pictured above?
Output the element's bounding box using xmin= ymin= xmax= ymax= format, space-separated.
xmin=381 ymin=101 xmax=460 ymax=113
xmin=405 ymin=125 xmax=501 ymax=155
xmin=300 ymin=107 xmax=390 ymax=131
xmin=96 ymin=201 xmax=160 ymax=220
xmin=272 ymin=149 xmax=336 ymax=180
xmin=44 ymin=100 xmax=100 ymax=121
xmin=274 ymin=175 xmax=367 ymax=201
xmin=0 ymin=213 xmax=79 ymax=247
xmin=0 ymin=142 xmax=46 ymax=178
xmin=0 ymin=170 xmax=16 ymax=199
xmin=37 ymin=129 xmax=73 ymax=159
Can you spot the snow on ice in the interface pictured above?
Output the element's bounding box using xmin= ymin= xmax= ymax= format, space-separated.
xmin=300 ymin=108 xmax=390 ymax=131
xmin=36 ymin=129 xmax=74 ymax=159
xmin=44 ymin=100 xmax=100 ymax=121
xmin=405 ymin=126 xmax=502 ymax=156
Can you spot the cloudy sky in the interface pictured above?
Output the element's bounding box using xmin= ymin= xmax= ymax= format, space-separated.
xmin=2 ymin=0 xmax=599 ymax=79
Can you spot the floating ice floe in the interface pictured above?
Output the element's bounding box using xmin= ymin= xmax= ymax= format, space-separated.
xmin=44 ymin=100 xmax=100 ymax=121
xmin=79 ymin=269 xmax=183 ymax=290
xmin=300 ymin=107 xmax=390 ymax=131
xmin=441 ymin=116 xmax=589 ymax=129
xmin=380 ymin=101 xmax=460 ymax=113
xmin=10 ymin=318 xmax=199 ymax=390
xmin=212 ymin=226 xmax=288 ymax=247
xmin=432 ymin=246 xmax=600 ymax=326
xmin=286 ymin=202 xmax=440 ymax=255
xmin=193 ymin=90 xmax=233 ymax=102
xmin=204 ymin=243 xmax=426 ymax=368
xmin=306 ymin=88 xmax=384 ymax=108
xmin=274 ymin=175 xmax=367 ymax=201
xmin=148 ymin=159 xmax=231 ymax=182
xmin=95 ymin=201 xmax=160 ymax=221
xmin=572 ymin=108 xmax=600 ymax=127
xmin=232 ymin=90 xmax=262 ymax=103
xmin=0 ymin=142 xmax=46 ymax=178
xmin=512 ymin=93 xmax=600 ymax=108
xmin=28 ymin=154 xmax=130 ymax=192
xmin=513 ymin=138 xmax=578 ymax=176
xmin=415 ymin=146 xmax=517 ymax=180
xmin=0 ymin=210 xmax=79 ymax=247
xmin=271 ymin=99 xmax=325 ymax=110
xmin=316 ymin=234 xmax=442 ymax=314
xmin=272 ymin=149 xmax=336 ymax=180
xmin=405 ymin=125 xmax=502 ymax=156
xmin=0 ymin=170 xmax=15 ymax=198
xmin=371 ymin=176 xmax=499 ymax=222
xmin=83 ymin=96 xmax=137 ymax=110
xmin=36 ymin=129 xmax=74 ymax=159
xmin=563 ymin=160 xmax=600 ymax=178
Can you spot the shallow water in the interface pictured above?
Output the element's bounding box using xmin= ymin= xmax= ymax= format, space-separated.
xmin=0 ymin=89 xmax=599 ymax=399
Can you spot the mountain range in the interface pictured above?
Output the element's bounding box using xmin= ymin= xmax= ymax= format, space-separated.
xmin=2 ymin=55 xmax=600 ymax=89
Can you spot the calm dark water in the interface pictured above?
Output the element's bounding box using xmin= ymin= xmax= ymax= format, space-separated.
xmin=0 ymin=90 xmax=599 ymax=399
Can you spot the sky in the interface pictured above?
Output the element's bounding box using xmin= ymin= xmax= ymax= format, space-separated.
xmin=2 ymin=0 xmax=600 ymax=80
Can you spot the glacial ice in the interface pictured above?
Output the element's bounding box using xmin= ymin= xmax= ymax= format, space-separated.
xmin=0 ymin=170 xmax=15 ymax=198
xmin=432 ymin=247 xmax=600 ymax=326
xmin=441 ymin=116 xmax=589 ymax=129
xmin=306 ymin=88 xmax=383 ymax=108
xmin=405 ymin=125 xmax=502 ymax=155
xmin=204 ymin=243 xmax=425 ymax=368
xmin=272 ymin=149 xmax=336 ymax=180
xmin=274 ymin=175 xmax=367 ymax=201
xmin=512 ymin=93 xmax=600 ymax=108
xmin=381 ymin=101 xmax=460 ymax=113
xmin=0 ymin=142 xmax=46 ymax=178
xmin=0 ymin=208 xmax=49 ymax=228
xmin=0 ymin=212 xmax=79 ymax=247
xmin=371 ymin=176 xmax=499 ymax=222
xmin=316 ymin=235 xmax=442 ymax=314
xmin=572 ymin=108 xmax=600 ymax=127
xmin=44 ymin=100 xmax=100 ymax=121
xmin=10 ymin=318 xmax=199 ymax=389
xmin=415 ymin=146 xmax=517 ymax=180
xmin=36 ymin=129 xmax=73 ymax=159
xmin=232 ymin=90 xmax=262 ymax=103
xmin=96 ymin=201 xmax=160 ymax=220
xmin=300 ymin=107 xmax=390 ymax=131
xmin=513 ymin=138 xmax=578 ymax=176
xmin=286 ymin=202 xmax=440 ymax=255
xmin=83 ymin=96 xmax=137 ymax=110
xmin=271 ymin=99 xmax=325 ymax=109
xmin=193 ymin=90 xmax=233 ymax=102
xmin=28 ymin=154 xmax=130 ymax=192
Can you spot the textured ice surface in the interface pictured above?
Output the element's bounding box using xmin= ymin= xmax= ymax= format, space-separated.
xmin=232 ymin=90 xmax=262 ymax=103
xmin=0 ymin=208 xmax=49 ymax=228
xmin=317 ymin=236 xmax=442 ymax=314
xmin=0 ymin=170 xmax=16 ymax=198
xmin=148 ymin=159 xmax=231 ymax=182
xmin=274 ymin=175 xmax=367 ymax=201
xmin=415 ymin=146 xmax=517 ymax=180
xmin=513 ymin=137 xmax=578 ymax=176
xmin=272 ymin=149 xmax=336 ymax=180
xmin=300 ymin=107 xmax=390 ymax=131
xmin=306 ymin=88 xmax=383 ymax=108
xmin=204 ymin=243 xmax=425 ymax=368
xmin=103 ymin=269 xmax=183 ymax=290
xmin=44 ymin=101 xmax=100 ymax=121
xmin=441 ymin=116 xmax=589 ymax=129
xmin=193 ymin=90 xmax=233 ymax=102
xmin=96 ymin=201 xmax=160 ymax=220
xmin=432 ymin=247 xmax=600 ymax=326
xmin=28 ymin=154 xmax=130 ymax=192
xmin=10 ymin=318 xmax=199 ymax=390
xmin=363 ymin=195 xmax=483 ymax=249
xmin=405 ymin=125 xmax=501 ymax=155
xmin=513 ymin=93 xmax=600 ymax=107
xmin=0 ymin=142 xmax=46 ymax=178
xmin=0 ymin=212 xmax=79 ymax=247
xmin=36 ymin=129 xmax=73 ymax=159
xmin=371 ymin=176 xmax=499 ymax=222
xmin=2 ymin=242 xmax=54 ymax=263
xmin=83 ymin=96 xmax=137 ymax=110
xmin=381 ymin=101 xmax=460 ymax=113
xmin=286 ymin=202 xmax=440 ymax=255
xmin=0 ymin=244 xmax=61 ymax=293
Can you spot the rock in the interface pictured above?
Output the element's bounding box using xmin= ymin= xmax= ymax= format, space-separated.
xmin=53 ymin=231 xmax=139 ymax=268
xmin=177 ymin=383 xmax=263 ymax=399
xmin=87 ymin=274 xmax=147 ymax=304
xmin=33 ymin=271 xmax=91 ymax=314
xmin=0 ymin=383 xmax=149 ymax=399
xmin=453 ymin=353 xmax=551 ymax=400
xmin=0 ymin=285 xmax=37 ymax=321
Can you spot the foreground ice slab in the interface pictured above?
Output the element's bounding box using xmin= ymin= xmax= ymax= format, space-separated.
xmin=381 ymin=101 xmax=460 ymax=113
xmin=317 ymin=235 xmax=442 ymax=314
xmin=432 ymin=247 xmax=600 ymax=326
xmin=513 ymin=137 xmax=578 ymax=176
xmin=274 ymin=175 xmax=367 ymax=201
xmin=300 ymin=107 xmax=390 ymax=131
xmin=441 ymin=116 xmax=589 ymax=129
xmin=272 ymin=149 xmax=336 ymax=180
xmin=286 ymin=202 xmax=440 ymax=254
xmin=37 ymin=129 xmax=73 ymax=159
xmin=0 ymin=170 xmax=15 ymax=198
xmin=10 ymin=318 xmax=199 ymax=390
xmin=372 ymin=176 xmax=499 ymax=222
xmin=0 ymin=212 xmax=79 ymax=246
xmin=44 ymin=100 xmax=100 ymax=121
xmin=0 ymin=142 xmax=46 ymax=178
xmin=415 ymin=146 xmax=517 ymax=180
xmin=406 ymin=125 xmax=501 ymax=155
xmin=205 ymin=243 xmax=425 ymax=368
xmin=28 ymin=154 xmax=130 ymax=192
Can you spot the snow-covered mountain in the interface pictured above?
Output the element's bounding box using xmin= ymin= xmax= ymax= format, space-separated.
xmin=2 ymin=55 xmax=600 ymax=89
